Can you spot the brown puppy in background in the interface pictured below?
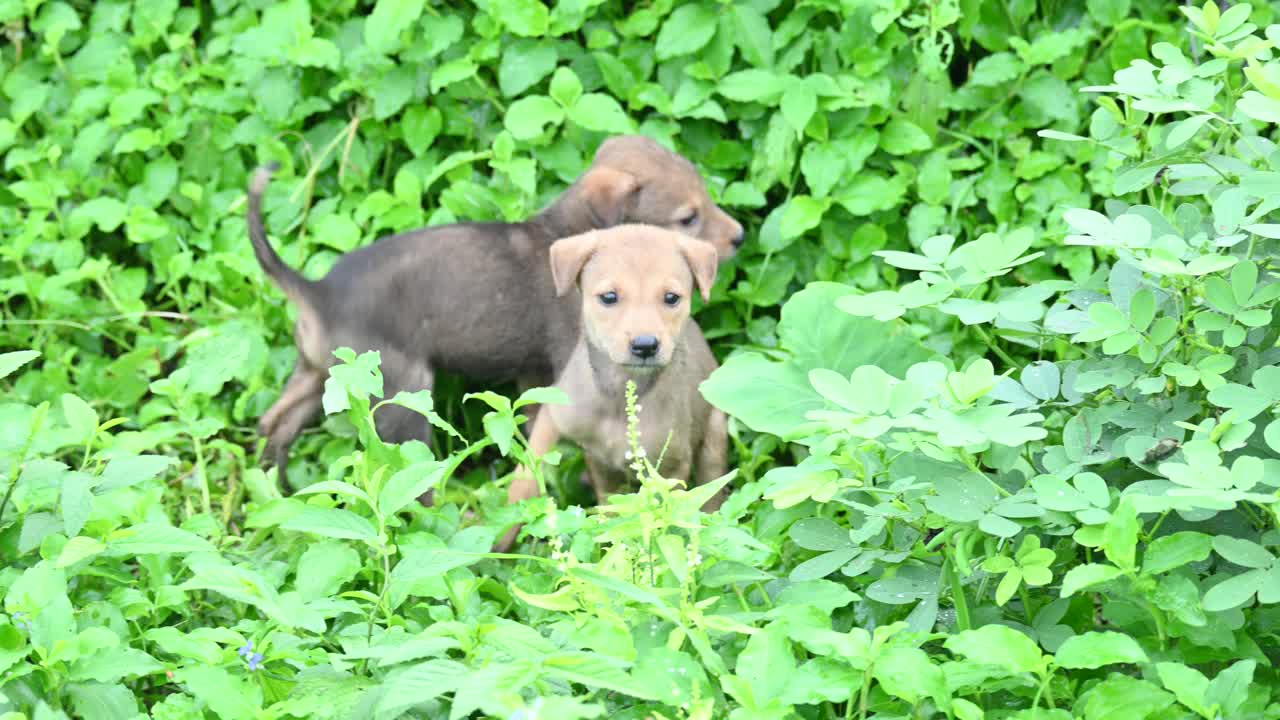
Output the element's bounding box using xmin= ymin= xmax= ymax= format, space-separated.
xmin=247 ymin=136 xmax=744 ymax=485
xmin=494 ymin=224 xmax=729 ymax=552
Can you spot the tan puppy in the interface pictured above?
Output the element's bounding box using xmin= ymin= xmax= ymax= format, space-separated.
xmin=494 ymin=224 xmax=729 ymax=552
xmin=247 ymin=136 xmax=744 ymax=486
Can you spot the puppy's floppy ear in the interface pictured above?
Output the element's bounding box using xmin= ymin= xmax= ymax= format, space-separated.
xmin=675 ymin=235 xmax=719 ymax=302
xmin=578 ymin=166 xmax=640 ymax=227
xmin=549 ymin=232 xmax=600 ymax=297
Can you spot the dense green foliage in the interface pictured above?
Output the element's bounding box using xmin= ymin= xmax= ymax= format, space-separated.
xmin=5 ymin=0 xmax=1280 ymax=718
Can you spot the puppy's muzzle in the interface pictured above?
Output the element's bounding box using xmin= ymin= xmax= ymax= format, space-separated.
xmin=630 ymin=335 xmax=660 ymax=360
xmin=731 ymin=230 xmax=745 ymax=248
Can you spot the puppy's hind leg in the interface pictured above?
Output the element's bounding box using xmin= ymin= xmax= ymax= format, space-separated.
xmin=493 ymin=408 xmax=562 ymax=552
xmin=260 ymin=365 xmax=326 ymax=490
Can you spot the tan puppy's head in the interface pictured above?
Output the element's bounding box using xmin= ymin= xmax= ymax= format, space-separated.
xmin=550 ymin=225 xmax=718 ymax=370
xmin=568 ymin=135 xmax=745 ymax=260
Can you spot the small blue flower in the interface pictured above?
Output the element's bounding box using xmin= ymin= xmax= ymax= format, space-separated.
xmin=11 ymin=612 xmax=31 ymax=632
xmin=247 ymin=652 xmax=264 ymax=671
xmin=237 ymin=640 xmax=254 ymax=658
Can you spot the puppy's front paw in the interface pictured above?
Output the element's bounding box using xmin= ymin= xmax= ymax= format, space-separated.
xmin=493 ymin=466 xmax=538 ymax=553
xmin=493 ymin=525 xmax=521 ymax=553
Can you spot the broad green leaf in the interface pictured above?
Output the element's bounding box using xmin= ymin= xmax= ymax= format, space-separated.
xmin=1053 ymin=631 xmax=1148 ymax=669
xmin=295 ymin=480 xmax=374 ymax=508
xmin=568 ymin=93 xmax=634 ymax=133
xmin=364 ymin=0 xmax=425 ymax=54
xmin=1155 ymin=662 xmax=1212 ymax=718
xmin=789 ymin=547 xmax=858 ymax=581
xmin=1205 ymin=659 xmax=1255 ymax=720
xmin=1165 ymin=114 xmax=1212 ymax=149
xmin=1142 ymin=532 xmax=1212 ymax=575
xmin=969 ymin=52 xmax=1023 ymax=86
xmin=174 ymin=666 xmax=262 ymax=720
xmin=926 ymin=472 xmax=997 ymax=522
xmin=373 ymin=660 xmax=469 ymax=719
xmin=1088 ymin=0 xmax=1133 ymax=26
xmin=1213 ymin=189 xmax=1248 ymax=236
xmin=544 ymin=651 xmax=657 ymax=699
xmin=428 ymin=58 xmax=476 ymax=94
xmin=486 ymin=0 xmax=549 ymax=36
xmin=789 ymin=518 xmax=851 ymax=552
xmin=995 ymin=567 xmax=1022 ymax=606
xmin=1212 ymin=535 xmax=1273 ymax=569
xmin=281 ymin=507 xmax=378 ymax=542
xmin=1102 ymin=499 xmax=1138 ymax=571
xmin=98 ymin=455 xmax=177 ymax=493
xmin=513 ymin=584 xmax=580 ymax=612
xmin=106 ymin=523 xmax=215 ymax=555
xmin=1238 ymin=90 xmax=1280 ymax=123
xmin=701 ymin=560 xmax=776 ymax=588
xmin=1081 ymin=676 xmax=1174 ymax=720
xmin=384 ymin=389 xmax=463 ymax=438
xmin=1202 ymin=570 xmax=1263 ymax=611
xmin=1063 ymin=208 xmax=1112 ymax=239
xmin=731 ymin=5 xmax=774 ymax=67
xmin=733 ymin=624 xmax=793 ymax=704
xmin=60 ymin=472 xmax=93 ymax=538
xmin=295 ymin=541 xmax=362 ymax=600
xmin=1039 ymin=129 xmax=1088 ymax=142
xmin=501 ymin=95 xmax=563 ymax=140
xmin=1020 ymin=361 xmax=1060 ymax=401
xmin=655 ymin=4 xmax=717 ymax=60
xmin=1128 ymin=289 xmax=1155 ymax=332
xmin=60 ymin=392 xmax=97 ymax=438
xmin=781 ymin=82 xmax=817 ymax=135
xmin=56 ymin=536 xmax=106 ymax=568
xmin=0 ymin=350 xmax=39 ymax=380
xmin=403 ymin=104 xmax=444 ymax=155
xmin=549 ymin=66 xmax=584 ymax=108
xmin=880 ymin=118 xmax=932 ymax=155
xmin=718 ymin=69 xmax=786 ymax=103
xmin=875 ymin=250 xmax=943 ymax=271
xmin=780 ymin=195 xmax=828 ymax=240
xmin=145 ymin=628 xmax=225 ymax=665
xmin=1265 ymin=419 xmax=1280 ymax=455
xmin=1060 ymin=563 xmax=1124 ymax=596
xmin=944 ymin=624 xmax=1045 ymax=676
xmin=873 ymin=646 xmax=945 ymax=704
xmin=1207 ymin=382 xmax=1271 ymax=420
xmin=800 ymin=143 xmax=845 ymax=198
xmin=378 ymin=462 xmax=446 ymax=517
xmin=1032 ymin=475 xmax=1090 ymax=513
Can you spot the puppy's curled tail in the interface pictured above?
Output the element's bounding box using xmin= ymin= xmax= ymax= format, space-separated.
xmin=247 ymin=163 xmax=311 ymax=302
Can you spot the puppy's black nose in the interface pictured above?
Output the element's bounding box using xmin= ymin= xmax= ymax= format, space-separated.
xmin=731 ymin=230 xmax=745 ymax=248
xmin=630 ymin=335 xmax=660 ymax=359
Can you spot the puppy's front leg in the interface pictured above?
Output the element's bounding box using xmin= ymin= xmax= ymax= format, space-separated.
xmin=493 ymin=408 xmax=562 ymax=552
xmin=694 ymin=408 xmax=730 ymax=513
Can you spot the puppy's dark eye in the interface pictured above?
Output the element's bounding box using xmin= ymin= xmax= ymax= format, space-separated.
xmin=679 ymin=210 xmax=699 ymax=227
xmin=599 ymin=291 xmax=619 ymax=306
xmin=664 ymin=292 xmax=681 ymax=306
